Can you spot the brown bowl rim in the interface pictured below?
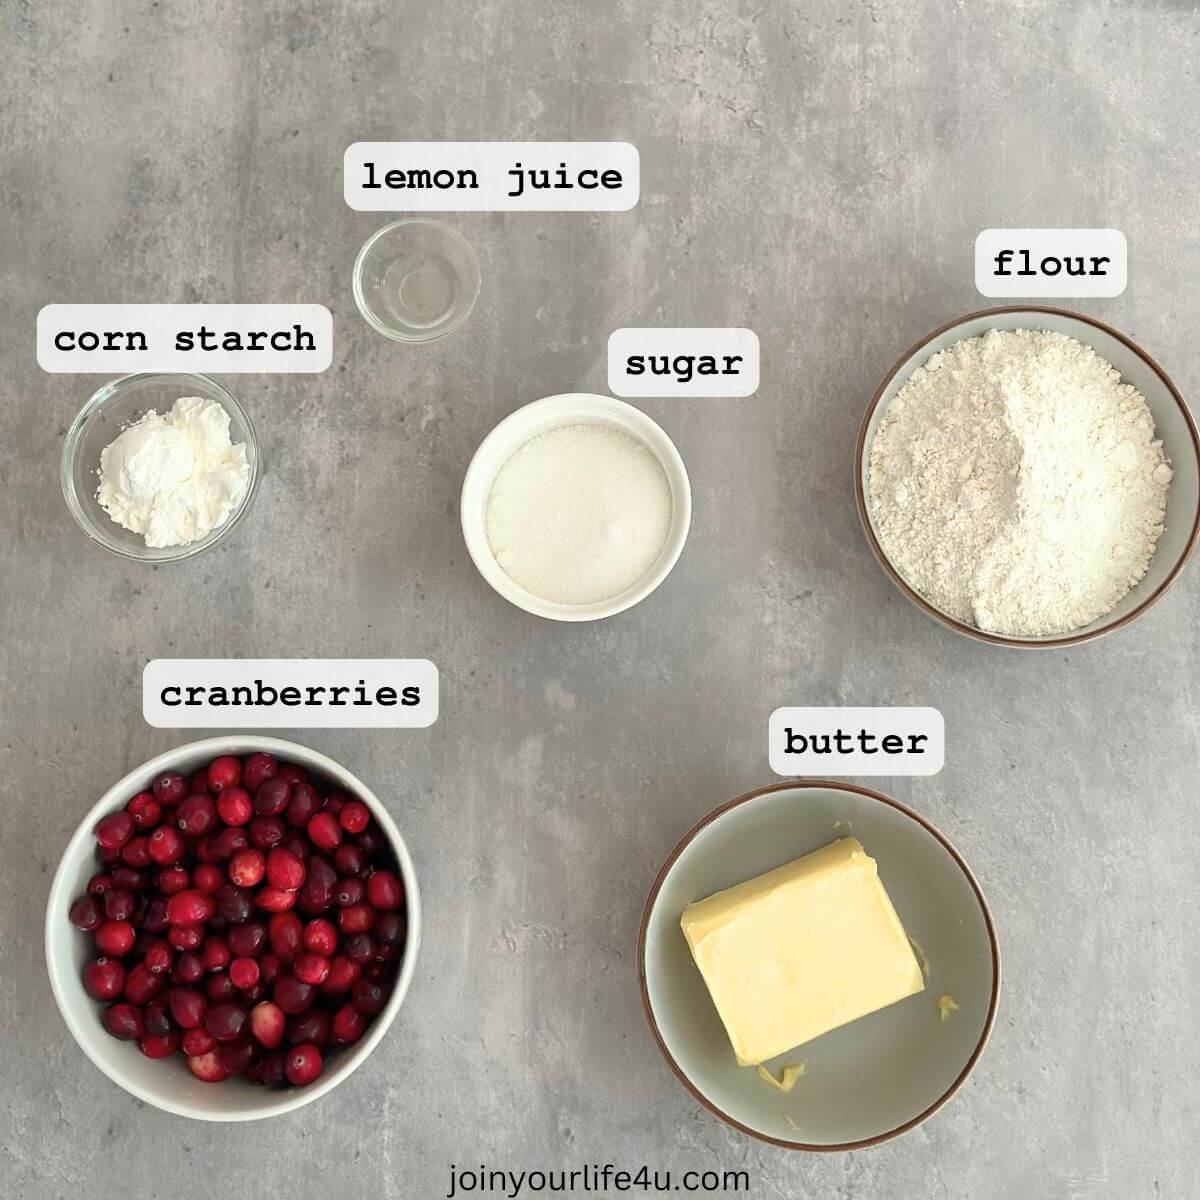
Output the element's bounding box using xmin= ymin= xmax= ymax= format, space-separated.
xmin=635 ymin=779 xmax=1001 ymax=1152
xmin=853 ymin=304 xmax=1200 ymax=648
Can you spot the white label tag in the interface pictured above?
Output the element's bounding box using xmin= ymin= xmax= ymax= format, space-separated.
xmin=143 ymin=660 xmax=438 ymax=729
xmin=975 ymin=229 xmax=1126 ymax=297
xmin=607 ymin=328 xmax=759 ymax=397
xmin=344 ymin=142 xmax=639 ymax=211
xmin=769 ymin=707 xmax=944 ymax=777
xmin=37 ymin=304 xmax=333 ymax=373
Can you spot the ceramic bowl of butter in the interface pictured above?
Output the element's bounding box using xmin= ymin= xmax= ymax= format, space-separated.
xmin=638 ymin=781 xmax=999 ymax=1150
xmin=856 ymin=305 xmax=1200 ymax=648
xmin=61 ymin=372 xmax=260 ymax=563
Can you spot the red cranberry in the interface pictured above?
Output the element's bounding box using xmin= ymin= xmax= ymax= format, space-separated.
xmin=168 ymin=923 xmax=204 ymax=951
xmin=274 ymin=975 xmax=316 ymax=1015
xmin=254 ymin=777 xmax=291 ymax=817
xmin=324 ymin=792 xmax=347 ymax=814
xmin=167 ymin=890 xmax=215 ymax=925
xmin=280 ymin=832 xmax=311 ymax=862
xmin=127 ymin=792 xmax=162 ymax=830
xmin=201 ymin=936 xmax=231 ymax=972
xmin=229 ymin=957 xmax=260 ymax=990
xmin=206 ymin=756 xmax=242 ymax=793
xmin=95 ymin=811 xmax=134 ymax=852
xmin=344 ymin=933 xmax=376 ymax=966
xmin=248 ymin=815 xmax=286 ymax=852
xmin=257 ymin=886 xmax=297 ymax=913
xmin=95 ymin=919 xmax=135 ymax=957
xmin=375 ymin=911 xmax=405 ymax=946
xmin=356 ymin=829 xmax=383 ymax=857
xmin=193 ymin=864 xmax=224 ymax=895
xmin=321 ymin=955 xmax=360 ymax=996
xmin=87 ymin=873 xmax=113 ymax=896
xmin=148 ymin=824 xmax=186 ymax=865
xmin=173 ymin=952 xmax=205 ymax=984
xmin=216 ymin=1038 xmax=257 ymax=1076
xmin=182 ymin=1027 xmax=216 ymax=1056
xmin=303 ymin=919 xmax=338 ymax=956
xmin=298 ymin=857 xmax=337 ymax=913
xmin=176 ymin=793 xmax=217 ymax=838
xmin=120 ymin=836 xmax=152 ymax=868
xmin=307 ymin=812 xmax=342 ymax=851
xmin=331 ymin=1003 xmax=367 ymax=1045
xmin=215 ymin=883 xmax=253 ymax=924
xmin=206 ymin=972 xmax=236 ymax=1001
xmin=277 ymin=764 xmax=308 ymax=787
xmin=153 ymin=772 xmax=188 ymax=807
xmin=205 ymin=1002 xmax=247 ymax=1041
xmin=103 ymin=1003 xmax=145 ymax=1039
xmin=144 ymin=940 xmax=173 ymax=975
xmin=139 ymin=1032 xmax=179 ymax=1059
xmin=340 ymin=802 xmax=370 ymax=835
xmin=242 ymin=753 xmax=278 ymax=792
xmin=124 ymin=962 xmax=163 ymax=1004
xmin=249 ymin=1050 xmax=286 ymax=1088
xmin=334 ymin=877 xmax=365 ymax=906
xmin=250 ymin=1000 xmax=286 ymax=1048
xmin=208 ymin=826 xmax=249 ymax=861
xmin=259 ymin=952 xmax=283 ymax=986
xmin=286 ymin=1009 xmax=330 ymax=1046
xmin=96 ymin=844 xmax=120 ymax=868
xmin=351 ymin=978 xmax=387 ymax=1014
xmin=141 ymin=896 xmax=170 ymax=933
xmin=111 ymin=865 xmax=149 ymax=892
xmin=266 ymin=847 xmax=306 ymax=892
xmin=83 ymin=958 xmax=125 ymax=1001
xmin=284 ymin=1043 xmax=322 ymax=1086
xmin=167 ymin=987 xmax=207 ymax=1028
xmin=144 ymin=998 xmax=173 ymax=1036
xmin=103 ymin=889 xmax=136 ymax=921
xmin=268 ymin=912 xmax=304 ymax=961
xmin=338 ymin=904 xmax=375 ymax=935
xmin=189 ymin=771 xmax=210 ymax=794
xmin=157 ymin=865 xmax=190 ymax=894
xmin=292 ymin=952 xmax=330 ymax=986
xmin=285 ymin=783 xmax=323 ymax=828
xmin=333 ymin=843 xmax=367 ymax=878
xmin=193 ymin=835 xmax=217 ymax=864
xmin=187 ymin=1051 xmax=230 ymax=1083
xmin=216 ymin=787 xmax=253 ymax=827
xmin=70 ymin=895 xmax=102 ymax=931
xmin=227 ymin=921 xmax=267 ymax=958
xmin=367 ymin=870 xmax=403 ymax=911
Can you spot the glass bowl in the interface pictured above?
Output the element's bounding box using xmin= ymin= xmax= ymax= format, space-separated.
xmin=352 ymin=218 xmax=481 ymax=342
xmin=60 ymin=372 xmax=260 ymax=562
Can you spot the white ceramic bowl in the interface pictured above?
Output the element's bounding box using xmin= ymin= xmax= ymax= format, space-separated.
xmin=45 ymin=736 xmax=421 ymax=1121
xmin=461 ymin=393 xmax=692 ymax=621
xmin=856 ymin=306 xmax=1200 ymax=647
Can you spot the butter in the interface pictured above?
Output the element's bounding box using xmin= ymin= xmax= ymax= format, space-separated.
xmin=755 ymin=1062 xmax=805 ymax=1092
xmin=680 ymin=837 xmax=924 ymax=1065
xmin=937 ymin=994 xmax=959 ymax=1022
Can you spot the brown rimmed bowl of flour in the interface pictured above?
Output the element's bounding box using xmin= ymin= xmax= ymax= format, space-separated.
xmin=856 ymin=307 xmax=1200 ymax=647
xmin=460 ymin=394 xmax=691 ymax=621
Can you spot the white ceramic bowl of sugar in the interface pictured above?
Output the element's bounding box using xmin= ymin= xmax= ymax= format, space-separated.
xmin=461 ymin=393 xmax=692 ymax=621
xmin=856 ymin=306 xmax=1200 ymax=648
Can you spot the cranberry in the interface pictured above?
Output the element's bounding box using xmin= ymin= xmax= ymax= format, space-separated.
xmin=248 ymin=815 xmax=286 ymax=851
xmin=250 ymin=1000 xmax=286 ymax=1048
xmin=281 ymin=831 xmax=311 ymax=862
xmin=274 ymin=975 xmax=316 ymax=1015
xmin=95 ymin=920 xmax=135 ymax=957
xmin=147 ymin=824 xmax=186 ymax=865
xmin=227 ymin=921 xmax=266 ymax=958
xmin=242 ymin=752 xmax=278 ymax=792
xmin=356 ymin=829 xmax=383 ymax=857
xmin=182 ymin=1027 xmax=217 ymax=1056
xmin=83 ymin=958 xmax=125 ymax=1001
xmin=307 ymin=812 xmax=342 ymax=851
xmin=206 ymin=756 xmax=242 ymax=793
xmin=334 ymin=843 xmax=367 ymax=878
xmin=254 ymin=778 xmax=292 ymax=818
xmin=111 ymin=865 xmax=149 ymax=892
xmin=144 ymin=940 xmax=173 ymax=975
xmin=214 ymin=883 xmax=253 ymax=924
xmin=286 ymin=1009 xmax=330 ymax=1046
xmin=167 ymin=890 xmax=215 ymax=925
xmin=298 ymin=856 xmax=337 ymax=913
xmin=193 ymin=835 xmax=217 ymax=864
xmin=229 ymin=957 xmax=260 ymax=990
xmin=208 ymin=826 xmax=249 ymax=861
xmin=216 ymin=1038 xmax=257 ymax=1076
xmin=339 ymin=904 xmax=375 ymax=935
xmin=201 ymin=936 xmax=231 ymax=972
xmin=167 ymin=987 xmax=207 ymax=1029
xmin=286 ymin=784 xmax=322 ymax=829
xmin=127 ymin=792 xmax=162 ymax=830
xmin=331 ymin=1003 xmax=367 ymax=1045
xmin=176 ymin=793 xmax=217 ymax=838
xmin=216 ymin=786 xmax=253 ymax=827
xmin=144 ymin=998 xmax=173 ymax=1036
xmin=324 ymin=792 xmax=347 ymax=814
xmin=104 ymin=889 xmax=136 ymax=921
xmin=266 ymin=847 xmax=306 ymax=891
xmin=337 ymin=800 xmax=369 ymax=834
xmin=124 ymin=962 xmax=163 ymax=1004
xmin=103 ymin=1003 xmax=145 ymax=1039
xmin=375 ymin=911 xmax=405 ymax=946
xmin=153 ymin=772 xmax=188 ymax=807
xmin=321 ymin=955 xmax=360 ymax=996
xmin=259 ymin=952 xmax=283 ymax=986
xmin=249 ymin=1050 xmax=286 ymax=1088
xmin=351 ymin=978 xmax=388 ymax=1014
xmin=157 ymin=865 xmax=190 ymax=894
xmin=69 ymin=895 xmax=102 ymax=931
xmin=87 ymin=873 xmax=113 ymax=896
xmin=303 ymin=919 xmax=338 ymax=957
xmin=96 ymin=844 xmax=121 ymax=868
xmin=206 ymin=971 xmax=236 ymax=1002
xmin=173 ymin=952 xmax=205 ymax=984
xmin=95 ymin=811 xmax=134 ymax=851
xmin=193 ymin=864 xmax=224 ymax=895
xmin=367 ymin=870 xmax=403 ymax=911
xmin=268 ymin=912 xmax=304 ymax=961
xmin=168 ymin=924 xmax=204 ymax=951
xmin=190 ymin=771 xmax=210 ymax=794
xmin=187 ymin=1051 xmax=230 ymax=1083
xmin=120 ymin=836 xmax=152 ymax=868
xmin=292 ymin=952 xmax=330 ymax=987
xmin=277 ymin=764 xmax=308 ymax=787
xmin=334 ymin=877 xmax=365 ymax=906
xmin=141 ymin=896 xmax=170 ymax=933
xmin=139 ymin=1032 xmax=179 ymax=1059
xmin=284 ymin=1043 xmax=322 ymax=1086
xmin=257 ymin=886 xmax=297 ymax=913
xmin=344 ymin=933 xmax=376 ymax=966
xmin=205 ymin=1002 xmax=247 ymax=1041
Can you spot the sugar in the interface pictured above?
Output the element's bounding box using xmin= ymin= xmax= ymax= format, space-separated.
xmin=485 ymin=422 xmax=673 ymax=605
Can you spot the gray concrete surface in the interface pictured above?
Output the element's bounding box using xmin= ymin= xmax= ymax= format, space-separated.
xmin=3 ymin=1 xmax=1198 ymax=1196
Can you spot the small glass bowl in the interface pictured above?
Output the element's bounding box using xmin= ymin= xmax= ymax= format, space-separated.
xmin=60 ymin=372 xmax=260 ymax=563
xmin=352 ymin=218 xmax=481 ymax=343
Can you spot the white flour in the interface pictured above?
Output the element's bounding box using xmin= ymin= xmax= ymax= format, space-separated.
xmin=868 ymin=330 xmax=1171 ymax=636
xmin=97 ymin=396 xmax=250 ymax=548
xmin=486 ymin=423 xmax=673 ymax=604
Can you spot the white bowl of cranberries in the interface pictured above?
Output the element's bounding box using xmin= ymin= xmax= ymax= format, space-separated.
xmin=45 ymin=736 xmax=420 ymax=1120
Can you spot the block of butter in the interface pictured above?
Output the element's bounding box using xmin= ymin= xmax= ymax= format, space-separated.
xmin=680 ymin=837 xmax=924 ymax=1065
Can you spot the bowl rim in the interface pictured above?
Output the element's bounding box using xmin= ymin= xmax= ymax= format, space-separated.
xmin=636 ymin=778 xmax=1001 ymax=1152
xmin=44 ymin=735 xmax=421 ymax=1121
xmin=351 ymin=217 xmax=481 ymax=343
xmin=59 ymin=371 xmax=260 ymax=563
xmin=854 ymin=304 xmax=1200 ymax=648
xmin=459 ymin=392 xmax=692 ymax=622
